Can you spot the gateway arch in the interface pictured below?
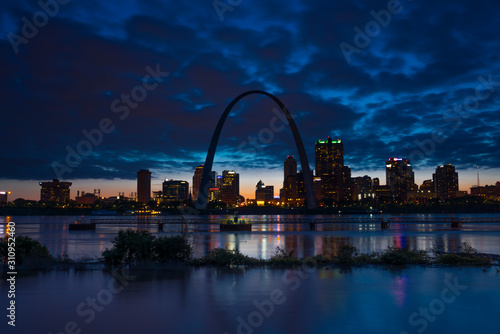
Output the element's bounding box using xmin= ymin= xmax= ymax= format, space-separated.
xmin=196 ymin=90 xmax=317 ymax=210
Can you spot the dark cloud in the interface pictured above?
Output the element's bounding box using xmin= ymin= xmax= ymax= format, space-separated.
xmin=0 ymin=0 xmax=499 ymax=196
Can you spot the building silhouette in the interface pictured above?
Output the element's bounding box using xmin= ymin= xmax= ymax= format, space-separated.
xmin=352 ymin=175 xmax=373 ymax=200
xmin=283 ymin=156 xmax=299 ymax=205
xmin=39 ymin=179 xmax=72 ymax=203
xmin=75 ymin=190 xmax=99 ymax=205
xmin=433 ymin=164 xmax=458 ymax=200
xmin=220 ymin=170 xmax=240 ymax=206
xmin=137 ymin=169 xmax=151 ymax=204
xmin=193 ymin=165 xmax=216 ymax=202
xmin=255 ymin=180 xmax=274 ymax=205
xmin=0 ymin=191 xmax=11 ymax=204
xmin=315 ymin=137 xmax=352 ymax=202
xmin=385 ymin=157 xmax=416 ymax=202
xmin=470 ymin=182 xmax=500 ymax=200
xmin=162 ymin=179 xmax=189 ymax=202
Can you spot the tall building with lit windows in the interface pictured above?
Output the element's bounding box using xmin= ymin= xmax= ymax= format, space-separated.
xmin=385 ymin=157 xmax=416 ymax=201
xmin=192 ymin=165 xmax=204 ymax=202
xmin=433 ymin=164 xmax=458 ymax=200
xmin=39 ymin=179 xmax=72 ymax=203
xmin=315 ymin=137 xmax=351 ymax=202
xmin=220 ymin=170 xmax=240 ymax=206
xmin=192 ymin=165 xmax=216 ymax=202
xmin=137 ymin=169 xmax=151 ymax=204
xmin=315 ymin=137 xmax=343 ymax=175
xmin=283 ymin=156 xmax=298 ymax=205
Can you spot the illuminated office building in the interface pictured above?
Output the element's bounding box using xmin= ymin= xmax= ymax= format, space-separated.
xmin=39 ymin=179 xmax=72 ymax=203
xmin=283 ymin=156 xmax=298 ymax=205
xmin=315 ymin=137 xmax=351 ymax=202
xmin=385 ymin=157 xmax=416 ymax=202
xmin=220 ymin=170 xmax=240 ymax=206
xmin=162 ymin=179 xmax=189 ymax=202
xmin=433 ymin=164 xmax=458 ymax=200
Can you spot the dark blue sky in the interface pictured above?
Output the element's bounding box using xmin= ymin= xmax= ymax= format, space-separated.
xmin=1 ymin=0 xmax=499 ymax=199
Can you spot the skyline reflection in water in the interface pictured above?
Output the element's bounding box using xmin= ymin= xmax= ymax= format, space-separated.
xmin=1 ymin=214 xmax=500 ymax=260
xmin=3 ymin=266 xmax=499 ymax=334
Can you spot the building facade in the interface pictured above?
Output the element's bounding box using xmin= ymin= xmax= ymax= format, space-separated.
xmin=39 ymin=179 xmax=72 ymax=203
xmin=255 ymin=180 xmax=274 ymax=205
xmin=315 ymin=137 xmax=352 ymax=202
xmin=220 ymin=170 xmax=240 ymax=206
xmin=137 ymin=169 xmax=151 ymax=204
xmin=385 ymin=157 xmax=416 ymax=202
xmin=162 ymin=179 xmax=189 ymax=202
xmin=192 ymin=165 xmax=216 ymax=202
xmin=433 ymin=164 xmax=459 ymax=200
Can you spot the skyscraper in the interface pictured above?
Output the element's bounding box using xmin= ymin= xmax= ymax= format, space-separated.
xmin=284 ymin=156 xmax=297 ymax=180
xmin=433 ymin=164 xmax=458 ymax=200
xmin=137 ymin=169 xmax=151 ymax=204
xmin=193 ymin=165 xmax=216 ymax=202
xmin=193 ymin=165 xmax=204 ymax=202
xmin=283 ymin=156 xmax=298 ymax=205
xmin=315 ymin=137 xmax=343 ymax=176
xmin=220 ymin=170 xmax=240 ymax=206
xmin=385 ymin=158 xmax=415 ymax=201
xmin=315 ymin=137 xmax=349 ymax=201
xmin=39 ymin=179 xmax=72 ymax=203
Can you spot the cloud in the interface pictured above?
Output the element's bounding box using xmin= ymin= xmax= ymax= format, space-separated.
xmin=1 ymin=0 xmax=499 ymax=195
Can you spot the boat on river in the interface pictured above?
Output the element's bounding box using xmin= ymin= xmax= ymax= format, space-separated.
xmin=220 ymin=215 xmax=252 ymax=231
xmin=69 ymin=217 xmax=96 ymax=231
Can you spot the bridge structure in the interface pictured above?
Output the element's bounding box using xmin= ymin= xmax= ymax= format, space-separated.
xmin=194 ymin=90 xmax=318 ymax=210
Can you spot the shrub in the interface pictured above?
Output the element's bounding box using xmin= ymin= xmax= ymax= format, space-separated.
xmin=200 ymin=248 xmax=261 ymax=266
xmin=356 ymin=252 xmax=380 ymax=264
xmin=380 ymin=246 xmax=430 ymax=265
xmin=268 ymin=246 xmax=301 ymax=267
xmin=0 ymin=235 xmax=53 ymax=265
xmin=435 ymin=253 xmax=491 ymax=265
xmin=460 ymin=241 xmax=479 ymax=255
xmin=334 ymin=244 xmax=358 ymax=265
xmin=154 ymin=235 xmax=192 ymax=263
xmin=103 ymin=229 xmax=155 ymax=265
xmin=102 ymin=229 xmax=194 ymax=265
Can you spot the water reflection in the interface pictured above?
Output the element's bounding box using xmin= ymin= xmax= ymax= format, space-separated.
xmin=1 ymin=215 xmax=500 ymax=260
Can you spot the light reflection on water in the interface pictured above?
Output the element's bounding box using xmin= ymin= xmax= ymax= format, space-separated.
xmin=1 ymin=214 xmax=500 ymax=260
xmin=2 ymin=266 xmax=500 ymax=334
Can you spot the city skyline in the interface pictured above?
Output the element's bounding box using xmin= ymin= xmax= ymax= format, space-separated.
xmin=1 ymin=1 xmax=499 ymax=201
xmin=0 ymin=148 xmax=495 ymax=202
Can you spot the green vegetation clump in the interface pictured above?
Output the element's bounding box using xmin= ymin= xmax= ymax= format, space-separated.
xmin=379 ymin=246 xmax=430 ymax=265
xmin=0 ymin=235 xmax=53 ymax=266
xmin=435 ymin=253 xmax=491 ymax=265
xmin=102 ymin=229 xmax=192 ymax=265
xmin=267 ymin=246 xmax=301 ymax=267
xmin=155 ymin=235 xmax=193 ymax=263
xmin=435 ymin=241 xmax=491 ymax=265
xmin=196 ymin=248 xmax=262 ymax=266
xmin=2 ymin=232 xmax=495 ymax=270
xmin=334 ymin=244 xmax=358 ymax=265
